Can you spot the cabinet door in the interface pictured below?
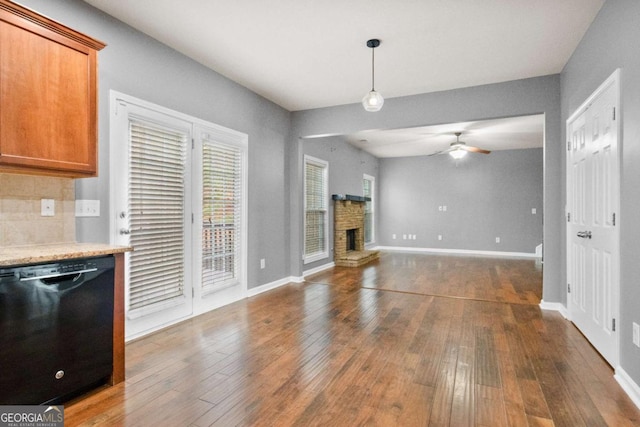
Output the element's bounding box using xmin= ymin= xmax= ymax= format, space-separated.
xmin=0 ymin=12 xmax=99 ymax=176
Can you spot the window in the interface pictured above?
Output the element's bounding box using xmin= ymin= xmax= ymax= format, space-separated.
xmin=363 ymin=174 xmax=375 ymax=244
xmin=304 ymin=155 xmax=329 ymax=263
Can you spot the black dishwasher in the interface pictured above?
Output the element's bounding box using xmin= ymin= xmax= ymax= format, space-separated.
xmin=0 ymin=255 xmax=114 ymax=404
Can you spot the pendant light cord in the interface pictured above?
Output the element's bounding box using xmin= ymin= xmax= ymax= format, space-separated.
xmin=371 ymin=47 xmax=375 ymax=91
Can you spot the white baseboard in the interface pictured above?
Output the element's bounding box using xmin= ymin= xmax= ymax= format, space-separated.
xmin=539 ymin=300 xmax=570 ymax=319
xmin=375 ymin=246 xmax=538 ymax=259
xmin=247 ymin=261 xmax=336 ymax=297
xmin=303 ymin=261 xmax=335 ymax=278
xmin=615 ymin=366 xmax=640 ymax=410
xmin=248 ymin=276 xmax=298 ymax=297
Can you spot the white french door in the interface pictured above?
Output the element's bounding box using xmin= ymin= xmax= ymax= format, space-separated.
xmin=192 ymin=125 xmax=247 ymax=315
xmin=111 ymin=92 xmax=247 ymax=340
xmin=566 ymin=69 xmax=620 ymax=366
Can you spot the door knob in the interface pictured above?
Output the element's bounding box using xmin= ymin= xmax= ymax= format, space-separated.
xmin=120 ymin=229 xmax=131 ymax=235
xmin=577 ymin=231 xmax=592 ymax=239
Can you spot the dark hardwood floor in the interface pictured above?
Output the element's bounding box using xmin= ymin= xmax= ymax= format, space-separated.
xmin=65 ymin=252 xmax=640 ymax=426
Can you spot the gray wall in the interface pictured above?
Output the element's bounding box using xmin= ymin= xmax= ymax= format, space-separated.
xmin=378 ymin=148 xmax=543 ymax=253
xmin=16 ymin=0 xmax=292 ymax=290
xmin=561 ymin=0 xmax=640 ymax=386
xmin=302 ymin=136 xmax=379 ymax=270
xmin=290 ymin=75 xmax=562 ymax=303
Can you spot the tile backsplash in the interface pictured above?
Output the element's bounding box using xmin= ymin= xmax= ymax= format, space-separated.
xmin=0 ymin=173 xmax=75 ymax=246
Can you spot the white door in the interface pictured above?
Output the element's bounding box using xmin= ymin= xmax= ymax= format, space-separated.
xmin=112 ymin=98 xmax=193 ymax=340
xmin=566 ymin=69 xmax=620 ymax=366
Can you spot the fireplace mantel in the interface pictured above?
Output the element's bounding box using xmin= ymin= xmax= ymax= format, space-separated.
xmin=332 ymin=194 xmax=371 ymax=202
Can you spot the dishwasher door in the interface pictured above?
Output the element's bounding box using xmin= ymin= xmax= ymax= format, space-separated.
xmin=0 ymin=256 xmax=115 ymax=404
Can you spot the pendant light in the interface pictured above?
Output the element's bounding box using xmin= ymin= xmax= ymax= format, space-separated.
xmin=362 ymin=39 xmax=384 ymax=112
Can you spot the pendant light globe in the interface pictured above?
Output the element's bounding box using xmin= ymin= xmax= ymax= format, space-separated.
xmin=363 ymin=39 xmax=383 ymax=112
xmin=362 ymin=90 xmax=384 ymax=112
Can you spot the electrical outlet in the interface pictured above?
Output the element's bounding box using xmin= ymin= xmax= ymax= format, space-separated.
xmin=532 ymin=208 xmax=537 ymax=215
xmin=392 ymin=234 xmax=396 ymax=239
xmin=41 ymin=199 xmax=55 ymax=217
xmin=438 ymin=235 xmax=442 ymax=241
xmin=403 ymin=234 xmax=407 ymax=240
xmin=75 ymin=199 xmax=100 ymax=217
xmin=495 ymin=237 xmax=501 ymax=243
xmin=443 ymin=205 xmax=447 ymax=211
xmin=260 ymin=259 xmax=266 ymax=269
xmin=633 ymin=322 xmax=640 ymax=347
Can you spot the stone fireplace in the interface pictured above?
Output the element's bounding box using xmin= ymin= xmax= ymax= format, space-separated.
xmin=333 ymin=194 xmax=379 ymax=267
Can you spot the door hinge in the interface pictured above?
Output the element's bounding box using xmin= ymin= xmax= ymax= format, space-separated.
xmin=567 ymin=140 xmax=571 ymax=151
xmin=613 ymin=213 xmax=616 ymax=226
xmin=613 ymin=107 xmax=616 ymax=121
xmin=192 ymin=138 xmax=195 ymax=149
xmin=568 ymin=283 xmax=571 ymax=293
xmin=191 ymin=213 xmax=194 ymax=224
xmin=612 ymin=318 xmax=616 ymax=332
xmin=567 ymin=212 xmax=571 ymax=222
xmin=192 ymin=288 xmax=195 ymax=298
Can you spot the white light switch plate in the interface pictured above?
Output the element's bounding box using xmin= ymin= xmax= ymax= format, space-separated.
xmin=75 ymin=199 xmax=100 ymax=217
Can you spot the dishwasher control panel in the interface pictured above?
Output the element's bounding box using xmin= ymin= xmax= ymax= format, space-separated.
xmin=1 ymin=257 xmax=111 ymax=281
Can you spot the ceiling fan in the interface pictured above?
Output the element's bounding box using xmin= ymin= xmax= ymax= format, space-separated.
xmin=429 ymin=132 xmax=491 ymax=159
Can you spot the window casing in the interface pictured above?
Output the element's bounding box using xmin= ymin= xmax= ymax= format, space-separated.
xmin=304 ymin=156 xmax=329 ymax=263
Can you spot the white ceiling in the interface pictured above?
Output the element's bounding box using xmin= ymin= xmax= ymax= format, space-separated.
xmin=82 ymin=0 xmax=604 ymax=112
xmin=342 ymin=114 xmax=544 ymax=158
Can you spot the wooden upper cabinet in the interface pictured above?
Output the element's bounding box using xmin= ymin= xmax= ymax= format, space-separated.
xmin=0 ymin=0 xmax=105 ymax=177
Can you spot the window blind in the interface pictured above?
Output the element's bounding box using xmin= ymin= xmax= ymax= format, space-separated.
xmin=128 ymin=120 xmax=187 ymax=311
xmin=363 ymin=177 xmax=373 ymax=244
xmin=202 ymin=139 xmax=243 ymax=292
xmin=304 ymin=160 xmax=327 ymax=257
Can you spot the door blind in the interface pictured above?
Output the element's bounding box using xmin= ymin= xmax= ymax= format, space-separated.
xmin=304 ymin=160 xmax=327 ymax=256
xmin=128 ymin=119 xmax=187 ymax=311
xmin=202 ymin=139 xmax=243 ymax=292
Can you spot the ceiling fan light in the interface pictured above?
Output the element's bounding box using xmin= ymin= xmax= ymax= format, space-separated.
xmin=362 ymin=90 xmax=384 ymax=112
xmin=449 ymin=148 xmax=467 ymax=160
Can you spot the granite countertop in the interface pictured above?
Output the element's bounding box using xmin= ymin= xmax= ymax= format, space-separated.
xmin=0 ymin=243 xmax=132 ymax=267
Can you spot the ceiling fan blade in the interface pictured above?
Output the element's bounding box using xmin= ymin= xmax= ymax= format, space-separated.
xmin=464 ymin=146 xmax=491 ymax=154
xmin=427 ymin=148 xmax=452 ymax=156
xmin=427 ymin=150 xmax=445 ymax=157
